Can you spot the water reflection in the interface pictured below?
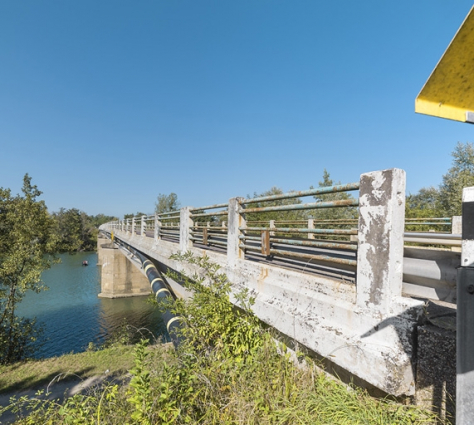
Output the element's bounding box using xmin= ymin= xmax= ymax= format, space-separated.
xmin=16 ymin=252 xmax=168 ymax=359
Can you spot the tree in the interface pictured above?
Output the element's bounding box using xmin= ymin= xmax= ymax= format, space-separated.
xmin=0 ymin=175 xmax=57 ymax=364
xmin=438 ymin=142 xmax=474 ymax=216
xmin=52 ymin=208 xmax=99 ymax=252
xmin=244 ymin=186 xmax=305 ymax=223
xmin=155 ymin=193 xmax=180 ymax=215
xmin=124 ymin=212 xmax=147 ymax=220
xmin=406 ymin=186 xmax=442 ymax=218
xmin=311 ymin=169 xmax=358 ymax=222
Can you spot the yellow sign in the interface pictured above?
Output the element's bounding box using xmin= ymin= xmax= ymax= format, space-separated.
xmin=415 ymin=6 xmax=474 ymax=123
xmin=111 ymin=231 xmax=114 ymax=242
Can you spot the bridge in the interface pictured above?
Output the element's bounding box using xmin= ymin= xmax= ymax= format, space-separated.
xmin=99 ymin=167 xmax=470 ymax=417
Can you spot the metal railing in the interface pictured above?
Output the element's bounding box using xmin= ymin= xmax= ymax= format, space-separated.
xmin=238 ymin=183 xmax=360 ymax=281
xmin=190 ymin=202 xmax=228 ymax=253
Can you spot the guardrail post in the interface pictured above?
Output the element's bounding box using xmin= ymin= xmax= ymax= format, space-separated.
xmin=456 ymin=186 xmax=474 ymax=424
xmin=131 ymin=218 xmax=136 ymax=236
xmin=141 ymin=216 xmax=146 ymax=237
xmin=270 ymin=219 xmax=276 ymax=237
xmin=180 ymin=207 xmax=193 ymax=252
xmin=154 ymin=213 xmax=161 ymax=242
xmin=227 ymin=198 xmax=246 ymax=266
xmin=308 ymin=218 xmax=315 ymax=239
xmin=453 ymin=215 xmax=462 ymax=234
xmin=121 ymin=220 xmax=124 ymax=232
xmin=356 ymin=168 xmax=405 ymax=314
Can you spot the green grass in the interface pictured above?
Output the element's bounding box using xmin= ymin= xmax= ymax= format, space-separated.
xmin=0 ymin=345 xmax=136 ymax=395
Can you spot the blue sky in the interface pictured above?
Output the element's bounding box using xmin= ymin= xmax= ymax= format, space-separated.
xmin=1 ymin=1 xmax=473 ymax=217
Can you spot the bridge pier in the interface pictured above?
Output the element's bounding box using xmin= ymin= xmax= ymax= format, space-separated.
xmin=97 ymin=238 xmax=150 ymax=298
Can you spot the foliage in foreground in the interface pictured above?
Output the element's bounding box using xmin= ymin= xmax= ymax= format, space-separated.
xmin=2 ymin=253 xmax=439 ymax=424
xmin=0 ymin=175 xmax=58 ymax=365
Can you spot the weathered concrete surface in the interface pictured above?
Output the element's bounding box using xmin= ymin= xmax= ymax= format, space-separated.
xmin=103 ymin=228 xmax=419 ymax=396
xmin=97 ymin=242 xmax=150 ymax=298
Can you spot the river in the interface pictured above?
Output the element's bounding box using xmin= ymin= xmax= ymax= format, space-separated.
xmin=16 ymin=252 xmax=168 ymax=359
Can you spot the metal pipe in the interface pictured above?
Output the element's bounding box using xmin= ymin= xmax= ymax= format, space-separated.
xmin=102 ymin=232 xmax=182 ymax=346
xmin=239 ymin=243 xmax=357 ymax=266
xmin=240 ymin=235 xmax=357 ymax=251
xmin=190 ymin=210 xmax=228 ymax=218
xmin=242 ymin=182 xmax=359 ymax=204
xmin=190 ymin=202 xmax=228 ymax=211
xmin=242 ymin=199 xmax=359 ymax=214
xmin=241 ymin=226 xmax=357 ymax=235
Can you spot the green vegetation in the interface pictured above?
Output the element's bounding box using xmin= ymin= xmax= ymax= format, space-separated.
xmin=52 ymin=208 xmax=117 ymax=253
xmin=0 ymin=344 xmax=138 ymax=395
xmin=155 ymin=193 xmax=180 ymax=215
xmin=0 ymin=175 xmax=116 ymax=364
xmin=1 ymin=253 xmax=439 ymax=424
xmin=0 ymin=175 xmax=58 ymax=365
xmin=407 ymin=142 xmax=474 ymax=219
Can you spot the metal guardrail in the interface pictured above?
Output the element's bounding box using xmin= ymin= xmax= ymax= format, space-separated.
xmin=104 ymin=197 xmax=461 ymax=303
xmin=190 ymin=203 xmax=229 ymax=253
xmin=238 ymin=183 xmax=360 ymax=276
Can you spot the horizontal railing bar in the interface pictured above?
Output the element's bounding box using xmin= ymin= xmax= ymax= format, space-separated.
xmin=405 ymin=223 xmax=451 ymax=226
xmin=405 ymin=217 xmax=451 ymax=221
xmin=191 ymin=211 xmax=228 ymax=218
xmin=240 ymin=235 xmax=357 ymax=251
xmin=241 ymin=227 xmax=357 ymax=235
xmin=190 ymin=203 xmax=228 ymax=212
xmin=241 ymin=183 xmax=359 ymax=204
xmin=405 ymin=232 xmax=461 ymax=240
xmin=239 ymin=244 xmax=357 ymax=266
xmin=243 ymin=199 xmax=359 ymax=214
xmin=246 ymin=219 xmax=358 ymax=224
xmin=190 ymin=237 xmax=228 ymax=246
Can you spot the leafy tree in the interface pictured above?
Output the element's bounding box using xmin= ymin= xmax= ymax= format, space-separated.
xmin=88 ymin=213 xmax=118 ymax=228
xmin=0 ymin=175 xmax=57 ymax=364
xmin=311 ymin=169 xmax=358 ymax=222
xmin=155 ymin=193 xmax=180 ymax=215
xmin=244 ymin=186 xmax=304 ymax=224
xmin=124 ymin=212 xmax=147 ymax=220
xmin=438 ymin=142 xmax=474 ymax=216
xmin=52 ymin=208 xmax=83 ymax=252
xmin=406 ymin=186 xmax=442 ymax=218
xmin=52 ymin=209 xmax=116 ymax=252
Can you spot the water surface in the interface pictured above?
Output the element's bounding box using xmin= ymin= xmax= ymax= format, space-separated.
xmin=16 ymin=252 xmax=167 ymax=358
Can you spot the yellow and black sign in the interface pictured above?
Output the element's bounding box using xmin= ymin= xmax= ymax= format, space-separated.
xmin=416 ymin=6 xmax=474 ymax=123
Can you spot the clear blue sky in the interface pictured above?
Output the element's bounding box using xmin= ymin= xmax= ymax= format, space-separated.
xmin=1 ymin=1 xmax=473 ymax=218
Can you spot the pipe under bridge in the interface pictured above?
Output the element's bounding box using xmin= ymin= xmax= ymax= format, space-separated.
xmin=99 ymin=168 xmax=465 ymax=413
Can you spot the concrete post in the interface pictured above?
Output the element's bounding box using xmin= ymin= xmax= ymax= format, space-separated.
xmin=154 ymin=213 xmax=161 ymax=242
xmin=356 ymin=168 xmax=406 ymax=315
xmin=453 ymin=215 xmax=462 ymax=234
xmin=141 ymin=216 xmax=146 ymax=237
xmin=456 ymin=186 xmax=474 ymax=424
xmin=270 ymin=219 xmax=276 ymax=237
xmin=227 ymin=198 xmax=246 ymax=266
xmin=131 ymin=218 xmax=136 ymax=236
xmin=308 ymin=218 xmax=315 ymax=239
xmin=121 ymin=220 xmax=124 ymax=232
xmin=180 ymin=207 xmax=193 ymax=252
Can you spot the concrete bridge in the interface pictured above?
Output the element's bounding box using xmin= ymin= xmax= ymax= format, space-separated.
xmin=99 ymin=167 xmax=471 ymax=418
